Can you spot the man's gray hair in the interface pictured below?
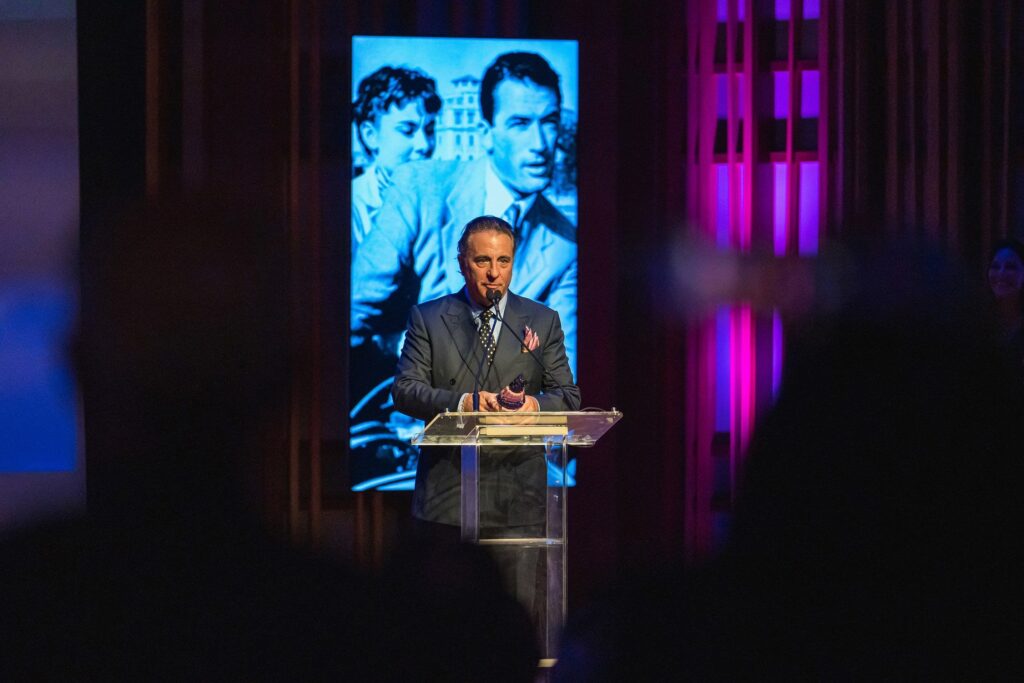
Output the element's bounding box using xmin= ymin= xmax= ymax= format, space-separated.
xmin=457 ymin=215 xmax=516 ymax=258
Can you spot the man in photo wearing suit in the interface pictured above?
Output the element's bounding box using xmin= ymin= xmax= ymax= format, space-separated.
xmin=391 ymin=215 xmax=580 ymax=535
xmin=351 ymin=51 xmax=577 ymax=364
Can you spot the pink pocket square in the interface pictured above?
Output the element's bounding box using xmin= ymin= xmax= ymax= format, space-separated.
xmin=522 ymin=325 xmax=540 ymax=353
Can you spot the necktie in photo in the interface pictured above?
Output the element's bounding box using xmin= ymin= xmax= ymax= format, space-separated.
xmin=502 ymin=202 xmax=521 ymax=238
xmin=479 ymin=309 xmax=497 ymax=365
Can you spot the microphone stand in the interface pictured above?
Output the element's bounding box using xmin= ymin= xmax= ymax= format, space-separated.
xmin=472 ymin=298 xmax=500 ymax=411
xmin=485 ymin=289 xmax=573 ymax=404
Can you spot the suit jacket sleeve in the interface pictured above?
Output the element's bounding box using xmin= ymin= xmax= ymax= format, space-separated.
xmin=536 ymin=310 xmax=582 ymax=411
xmin=391 ymin=304 xmax=463 ymax=422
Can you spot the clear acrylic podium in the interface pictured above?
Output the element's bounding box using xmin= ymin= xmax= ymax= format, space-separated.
xmin=414 ymin=410 xmax=622 ymax=662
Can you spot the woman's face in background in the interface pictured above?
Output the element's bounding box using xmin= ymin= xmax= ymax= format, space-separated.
xmin=989 ymin=247 xmax=1024 ymax=301
xmin=360 ymin=100 xmax=436 ymax=173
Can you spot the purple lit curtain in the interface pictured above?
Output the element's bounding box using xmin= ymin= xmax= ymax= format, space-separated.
xmin=683 ymin=0 xmax=830 ymax=560
xmin=681 ymin=0 xmax=1024 ymax=562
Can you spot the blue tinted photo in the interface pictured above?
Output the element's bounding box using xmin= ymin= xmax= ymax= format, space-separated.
xmin=349 ymin=37 xmax=578 ymax=491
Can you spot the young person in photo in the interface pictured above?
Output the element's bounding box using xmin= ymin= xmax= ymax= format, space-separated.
xmin=351 ymin=66 xmax=442 ymax=249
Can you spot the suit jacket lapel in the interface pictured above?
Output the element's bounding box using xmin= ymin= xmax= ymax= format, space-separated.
xmin=494 ymin=293 xmax=529 ymax=389
xmin=528 ymin=193 xmax=577 ymax=243
xmin=441 ymin=294 xmax=483 ymax=387
xmin=512 ymin=195 xmax=575 ymax=296
xmin=514 ymin=224 xmax=551 ymax=288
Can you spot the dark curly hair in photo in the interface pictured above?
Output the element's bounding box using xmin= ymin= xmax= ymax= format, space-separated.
xmin=352 ymin=65 xmax=442 ymax=155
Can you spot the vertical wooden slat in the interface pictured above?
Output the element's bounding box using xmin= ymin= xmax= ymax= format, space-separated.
xmin=923 ymin=0 xmax=940 ymax=239
xmin=684 ymin=0 xmax=718 ymax=561
xmin=733 ymin=0 xmax=756 ymax=494
xmin=699 ymin=2 xmax=717 ymax=235
xmin=742 ymin=0 xmax=755 ymax=251
xmin=851 ymin=0 xmax=878 ymax=226
xmin=727 ymin=0 xmax=739 ymax=246
xmin=658 ymin=0 xmax=689 ymax=549
xmin=145 ymin=0 xmax=161 ymax=198
xmin=819 ymin=0 xmax=830 ymax=237
xmin=308 ymin=0 xmax=323 ymax=547
xmin=845 ymin=0 xmax=856 ymax=225
xmin=999 ymin=1 xmax=1012 ymax=235
xmin=344 ymin=0 xmax=362 ymax=565
xmin=749 ymin=0 xmax=776 ymax=474
xmin=683 ymin=0 xmax=700 ymax=562
xmin=450 ymin=0 xmax=469 ymax=35
xmin=501 ymin=0 xmax=524 ymax=36
xmin=702 ymin=0 xmax=718 ymax=535
xmin=181 ymin=0 xmax=205 ymax=191
xmin=685 ymin=0 xmax=700 ymax=225
xmin=905 ymin=1 xmax=919 ymax=229
xmin=724 ymin=0 xmax=753 ymax=509
xmin=980 ymin=0 xmax=993 ymax=249
xmin=785 ymin=0 xmax=801 ymax=256
xmin=725 ymin=0 xmax=739 ymax=510
xmin=741 ymin=0 xmax=758 ymax=477
xmin=885 ymin=1 xmax=901 ymax=228
xmin=945 ymin=0 xmax=960 ymax=251
xmin=287 ymin=0 xmax=302 ymax=542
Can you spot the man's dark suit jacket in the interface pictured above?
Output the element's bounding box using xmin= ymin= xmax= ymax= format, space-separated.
xmin=392 ymin=290 xmax=581 ymax=527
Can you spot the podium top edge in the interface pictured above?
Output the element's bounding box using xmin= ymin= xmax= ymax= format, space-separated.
xmin=441 ymin=409 xmax=623 ymax=416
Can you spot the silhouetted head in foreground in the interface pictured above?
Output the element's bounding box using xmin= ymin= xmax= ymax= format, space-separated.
xmin=3 ymin=192 xmax=539 ymax=681
xmin=376 ymin=535 xmax=540 ymax=682
xmin=558 ymin=238 xmax=1024 ymax=680
xmin=1 ymin=192 xmax=376 ymax=679
xmin=725 ymin=239 xmax=1024 ymax=676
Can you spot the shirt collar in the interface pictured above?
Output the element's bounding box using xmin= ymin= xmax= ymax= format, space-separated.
xmin=484 ymin=160 xmax=536 ymax=223
xmin=463 ymin=286 xmax=509 ymax=321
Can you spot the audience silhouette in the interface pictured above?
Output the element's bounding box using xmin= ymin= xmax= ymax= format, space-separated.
xmin=557 ymin=238 xmax=1024 ymax=680
xmin=18 ymin=195 xmax=1019 ymax=679
xmin=0 ymin=193 xmax=537 ymax=681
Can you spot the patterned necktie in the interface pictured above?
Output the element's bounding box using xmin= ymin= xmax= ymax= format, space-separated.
xmin=478 ymin=308 xmax=497 ymax=365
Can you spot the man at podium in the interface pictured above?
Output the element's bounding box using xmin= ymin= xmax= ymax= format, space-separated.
xmin=392 ymin=215 xmax=580 ymax=538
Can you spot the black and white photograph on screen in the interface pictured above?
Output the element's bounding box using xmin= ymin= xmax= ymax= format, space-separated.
xmin=349 ymin=36 xmax=578 ymax=491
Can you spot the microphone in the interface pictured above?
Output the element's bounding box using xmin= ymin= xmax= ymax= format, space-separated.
xmin=486 ymin=288 xmax=502 ymax=306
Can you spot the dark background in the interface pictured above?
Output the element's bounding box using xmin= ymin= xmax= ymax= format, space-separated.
xmin=76 ymin=0 xmax=1024 ymax=604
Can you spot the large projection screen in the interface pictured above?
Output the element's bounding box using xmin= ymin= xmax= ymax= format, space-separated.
xmin=349 ymin=36 xmax=578 ymax=491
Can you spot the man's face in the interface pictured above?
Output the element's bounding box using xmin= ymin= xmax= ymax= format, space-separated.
xmin=481 ymin=78 xmax=560 ymax=197
xmin=360 ymin=100 xmax=436 ymax=173
xmin=459 ymin=229 xmax=515 ymax=307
